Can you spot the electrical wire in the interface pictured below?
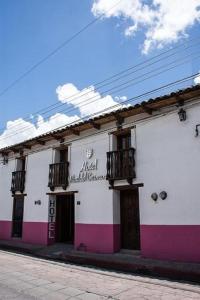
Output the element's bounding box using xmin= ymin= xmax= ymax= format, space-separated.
xmin=1 ymin=36 xmax=199 ymax=135
xmin=0 ymin=73 xmax=198 ymax=160
xmin=0 ymin=51 xmax=199 ymax=143
xmin=1 ymin=77 xmax=198 ymax=166
xmin=0 ymin=0 xmax=122 ymax=98
xmin=29 ymin=40 xmax=200 ymax=118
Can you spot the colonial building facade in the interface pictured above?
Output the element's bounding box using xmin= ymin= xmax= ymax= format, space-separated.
xmin=0 ymin=85 xmax=200 ymax=263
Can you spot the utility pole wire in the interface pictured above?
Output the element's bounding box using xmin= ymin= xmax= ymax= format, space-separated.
xmin=0 ymin=71 xmax=198 ymax=144
xmin=0 ymin=73 xmax=198 ymax=161
xmin=0 ymin=40 xmax=199 ymax=135
xmin=0 ymin=0 xmax=122 ymax=98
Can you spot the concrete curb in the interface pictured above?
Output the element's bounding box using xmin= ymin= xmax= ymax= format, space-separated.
xmin=0 ymin=243 xmax=199 ymax=284
xmin=62 ymin=253 xmax=200 ymax=284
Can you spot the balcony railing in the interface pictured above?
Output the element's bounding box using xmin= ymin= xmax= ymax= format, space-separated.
xmin=106 ymin=148 xmax=135 ymax=185
xmin=48 ymin=162 xmax=69 ymax=191
xmin=11 ymin=171 xmax=26 ymax=193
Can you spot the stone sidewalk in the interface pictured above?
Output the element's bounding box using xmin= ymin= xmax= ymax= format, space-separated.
xmin=0 ymin=240 xmax=200 ymax=284
xmin=0 ymin=250 xmax=200 ymax=300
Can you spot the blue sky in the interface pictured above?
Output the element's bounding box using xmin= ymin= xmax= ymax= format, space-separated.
xmin=0 ymin=0 xmax=200 ymax=147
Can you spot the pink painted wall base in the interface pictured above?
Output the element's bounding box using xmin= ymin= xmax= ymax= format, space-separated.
xmin=0 ymin=221 xmax=49 ymax=245
xmin=22 ymin=222 xmax=49 ymax=245
xmin=75 ymin=223 xmax=120 ymax=253
xmin=0 ymin=221 xmax=12 ymax=240
xmin=141 ymin=225 xmax=200 ymax=263
xmin=1 ymin=220 xmax=200 ymax=263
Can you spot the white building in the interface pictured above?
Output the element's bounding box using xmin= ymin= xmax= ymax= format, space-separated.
xmin=0 ymin=85 xmax=200 ymax=263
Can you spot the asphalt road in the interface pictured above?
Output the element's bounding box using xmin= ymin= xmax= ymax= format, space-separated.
xmin=0 ymin=250 xmax=199 ymax=300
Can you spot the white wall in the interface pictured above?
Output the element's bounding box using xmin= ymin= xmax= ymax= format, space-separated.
xmin=24 ymin=148 xmax=53 ymax=222
xmin=135 ymin=102 xmax=200 ymax=225
xmin=68 ymin=130 xmax=116 ymax=224
xmin=1 ymin=99 xmax=200 ymax=228
xmin=0 ymin=159 xmax=15 ymax=220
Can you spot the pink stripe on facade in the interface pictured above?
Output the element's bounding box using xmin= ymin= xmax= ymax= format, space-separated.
xmin=141 ymin=225 xmax=200 ymax=263
xmin=1 ymin=220 xmax=200 ymax=263
xmin=22 ymin=222 xmax=49 ymax=245
xmin=75 ymin=223 xmax=120 ymax=253
xmin=0 ymin=221 xmax=12 ymax=240
xmin=0 ymin=221 xmax=51 ymax=245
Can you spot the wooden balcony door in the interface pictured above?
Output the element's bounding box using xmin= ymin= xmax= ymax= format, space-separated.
xmin=59 ymin=149 xmax=68 ymax=163
xmin=12 ymin=196 xmax=24 ymax=238
xmin=117 ymin=132 xmax=131 ymax=150
xmin=58 ymin=149 xmax=68 ymax=186
xmin=120 ymin=189 xmax=140 ymax=250
xmin=16 ymin=157 xmax=26 ymax=171
xmin=117 ymin=131 xmax=134 ymax=181
xmin=56 ymin=194 xmax=74 ymax=243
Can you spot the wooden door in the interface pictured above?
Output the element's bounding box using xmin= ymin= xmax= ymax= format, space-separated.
xmin=56 ymin=194 xmax=74 ymax=243
xmin=120 ymin=189 xmax=140 ymax=250
xmin=117 ymin=132 xmax=131 ymax=150
xmin=60 ymin=149 xmax=68 ymax=163
xmin=12 ymin=197 xmax=24 ymax=238
xmin=16 ymin=157 xmax=26 ymax=171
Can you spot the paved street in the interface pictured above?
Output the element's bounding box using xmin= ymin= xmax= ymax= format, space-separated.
xmin=0 ymin=250 xmax=199 ymax=300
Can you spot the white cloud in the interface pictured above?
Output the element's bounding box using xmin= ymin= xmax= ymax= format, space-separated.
xmin=194 ymin=72 xmax=200 ymax=84
xmin=115 ymin=95 xmax=127 ymax=101
xmin=56 ymin=83 xmax=125 ymax=117
xmin=0 ymin=118 xmax=37 ymax=149
xmin=91 ymin=0 xmax=200 ymax=53
xmin=35 ymin=113 xmax=80 ymax=136
xmin=0 ymin=113 xmax=80 ymax=149
xmin=0 ymin=83 xmax=126 ymax=148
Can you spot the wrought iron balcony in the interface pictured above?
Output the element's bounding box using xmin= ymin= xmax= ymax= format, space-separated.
xmin=48 ymin=162 xmax=69 ymax=191
xmin=106 ymin=148 xmax=136 ymax=186
xmin=11 ymin=171 xmax=26 ymax=194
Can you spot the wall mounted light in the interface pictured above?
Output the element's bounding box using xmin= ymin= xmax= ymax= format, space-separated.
xmin=178 ymin=108 xmax=186 ymax=122
xmin=159 ymin=191 xmax=167 ymax=200
xmin=151 ymin=193 xmax=158 ymax=202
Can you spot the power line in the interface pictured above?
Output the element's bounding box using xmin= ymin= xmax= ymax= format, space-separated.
xmin=0 ymin=50 xmax=198 ymax=142
xmin=55 ymin=50 xmax=200 ymax=115
xmin=0 ymin=54 xmax=198 ymax=143
xmin=29 ymin=35 xmax=200 ymax=116
xmin=0 ymin=73 xmax=198 ymax=148
xmin=33 ymin=40 xmax=200 ymax=118
xmin=1 ymin=35 xmax=199 ymax=136
xmin=0 ymin=74 xmax=198 ymax=164
xmin=0 ymin=42 xmax=199 ymax=139
xmin=0 ymin=0 xmax=122 ymax=98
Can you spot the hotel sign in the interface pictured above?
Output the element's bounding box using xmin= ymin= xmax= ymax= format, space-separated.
xmin=48 ymin=198 xmax=56 ymax=240
xmin=69 ymin=149 xmax=106 ymax=183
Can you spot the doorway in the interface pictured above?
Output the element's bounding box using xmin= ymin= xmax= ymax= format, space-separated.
xmin=120 ymin=189 xmax=140 ymax=250
xmin=117 ymin=131 xmax=131 ymax=150
xmin=56 ymin=194 xmax=74 ymax=243
xmin=12 ymin=196 xmax=24 ymax=238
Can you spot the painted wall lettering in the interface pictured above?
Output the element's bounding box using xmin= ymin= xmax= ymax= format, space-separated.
xmin=48 ymin=198 xmax=56 ymax=240
xmin=70 ymin=157 xmax=106 ymax=183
